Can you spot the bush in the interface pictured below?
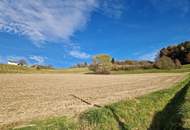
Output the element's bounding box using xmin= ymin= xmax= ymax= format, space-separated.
xmin=89 ymin=63 xmax=112 ymax=74
xmin=154 ymin=56 xmax=176 ymax=69
xmin=111 ymin=64 xmax=154 ymax=71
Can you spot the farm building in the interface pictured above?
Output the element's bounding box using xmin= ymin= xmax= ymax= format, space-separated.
xmin=8 ymin=60 xmax=20 ymax=65
xmin=8 ymin=60 xmax=27 ymax=66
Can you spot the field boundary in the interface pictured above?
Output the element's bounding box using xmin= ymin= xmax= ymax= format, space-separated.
xmin=149 ymin=80 xmax=190 ymax=129
xmin=79 ymin=74 xmax=190 ymax=130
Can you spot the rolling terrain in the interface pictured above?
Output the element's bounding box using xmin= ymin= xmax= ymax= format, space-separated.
xmin=0 ymin=73 xmax=186 ymax=129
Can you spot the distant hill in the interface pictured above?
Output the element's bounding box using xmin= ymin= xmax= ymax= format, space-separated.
xmin=158 ymin=41 xmax=190 ymax=65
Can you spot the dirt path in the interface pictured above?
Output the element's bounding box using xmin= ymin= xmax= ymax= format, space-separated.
xmin=0 ymin=73 xmax=186 ymax=127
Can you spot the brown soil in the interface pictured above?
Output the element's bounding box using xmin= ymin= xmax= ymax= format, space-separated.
xmin=0 ymin=73 xmax=186 ymax=128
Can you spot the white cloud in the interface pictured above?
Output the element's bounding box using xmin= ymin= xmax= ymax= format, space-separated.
xmin=29 ymin=55 xmax=46 ymax=64
xmin=138 ymin=50 xmax=159 ymax=61
xmin=100 ymin=0 xmax=124 ymax=19
xmin=0 ymin=55 xmax=28 ymax=64
xmin=8 ymin=56 xmax=27 ymax=61
xmin=0 ymin=0 xmax=125 ymax=60
xmin=69 ymin=50 xmax=91 ymax=59
xmin=0 ymin=55 xmax=46 ymax=64
xmin=0 ymin=0 xmax=98 ymax=44
xmin=0 ymin=0 xmax=125 ymax=45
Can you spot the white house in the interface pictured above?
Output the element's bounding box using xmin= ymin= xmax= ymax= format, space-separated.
xmin=8 ymin=60 xmax=20 ymax=66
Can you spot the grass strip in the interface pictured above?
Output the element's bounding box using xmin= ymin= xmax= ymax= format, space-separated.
xmin=80 ymin=74 xmax=190 ymax=130
xmin=181 ymin=84 xmax=190 ymax=129
xmin=149 ymin=81 xmax=190 ymax=130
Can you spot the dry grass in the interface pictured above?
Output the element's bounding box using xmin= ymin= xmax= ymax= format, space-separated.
xmin=0 ymin=73 xmax=186 ymax=129
xmin=0 ymin=64 xmax=89 ymax=74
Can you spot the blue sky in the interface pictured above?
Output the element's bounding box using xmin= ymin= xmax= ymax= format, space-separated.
xmin=0 ymin=0 xmax=190 ymax=67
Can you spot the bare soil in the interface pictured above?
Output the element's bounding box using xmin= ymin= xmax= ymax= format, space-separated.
xmin=0 ymin=73 xmax=186 ymax=128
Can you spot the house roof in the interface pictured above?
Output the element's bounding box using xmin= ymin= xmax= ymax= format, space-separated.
xmin=8 ymin=60 xmax=20 ymax=63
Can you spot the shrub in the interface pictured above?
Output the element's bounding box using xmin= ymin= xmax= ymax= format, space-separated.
xmin=89 ymin=63 xmax=112 ymax=74
xmin=111 ymin=63 xmax=154 ymax=71
xmin=88 ymin=64 xmax=98 ymax=72
xmin=154 ymin=56 xmax=176 ymax=69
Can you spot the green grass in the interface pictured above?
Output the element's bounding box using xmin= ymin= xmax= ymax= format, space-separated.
xmin=0 ymin=64 xmax=89 ymax=74
xmin=181 ymin=86 xmax=190 ymax=129
xmin=11 ymin=117 xmax=77 ymax=130
xmin=80 ymin=74 xmax=190 ymax=130
xmin=148 ymin=78 xmax=190 ymax=130
xmin=10 ymin=74 xmax=190 ymax=130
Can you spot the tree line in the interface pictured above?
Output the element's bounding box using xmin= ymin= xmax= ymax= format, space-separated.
xmin=88 ymin=41 xmax=190 ymax=74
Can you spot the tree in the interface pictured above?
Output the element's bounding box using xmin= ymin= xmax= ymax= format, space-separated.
xmin=154 ymin=56 xmax=176 ymax=69
xmin=18 ymin=59 xmax=27 ymax=66
xmin=174 ymin=59 xmax=182 ymax=69
xmin=157 ymin=41 xmax=190 ymax=65
xmin=185 ymin=53 xmax=190 ymax=63
xmin=89 ymin=54 xmax=112 ymax=74
xmin=111 ymin=58 xmax=115 ymax=64
xmin=84 ymin=62 xmax=88 ymax=66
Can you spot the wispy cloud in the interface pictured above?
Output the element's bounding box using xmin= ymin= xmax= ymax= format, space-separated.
xmin=137 ymin=50 xmax=159 ymax=61
xmin=0 ymin=55 xmax=28 ymax=64
xmin=8 ymin=56 xmax=27 ymax=61
xmin=0 ymin=0 xmax=98 ymax=44
xmin=0 ymin=0 xmax=125 ymax=60
xmin=0 ymin=0 xmax=125 ymax=45
xmin=29 ymin=55 xmax=47 ymax=64
xmin=0 ymin=55 xmax=47 ymax=65
xmin=69 ymin=50 xmax=91 ymax=59
xmin=100 ymin=0 xmax=125 ymax=19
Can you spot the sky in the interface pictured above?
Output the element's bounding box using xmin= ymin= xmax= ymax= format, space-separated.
xmin=0 ymin=0 xmax=190 ymax=67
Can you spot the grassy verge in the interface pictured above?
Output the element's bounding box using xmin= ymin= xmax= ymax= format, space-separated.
xmin=149 ymin=81 xmax=190 ymax=130
xmin=181 ymin=84 xmax=190 ymax=129
xmin=80 ymin=74 xmax=190 ymax=130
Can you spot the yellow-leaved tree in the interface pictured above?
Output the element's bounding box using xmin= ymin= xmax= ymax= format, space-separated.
xmin=89 ymin=54 xmax=112 ymax=74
